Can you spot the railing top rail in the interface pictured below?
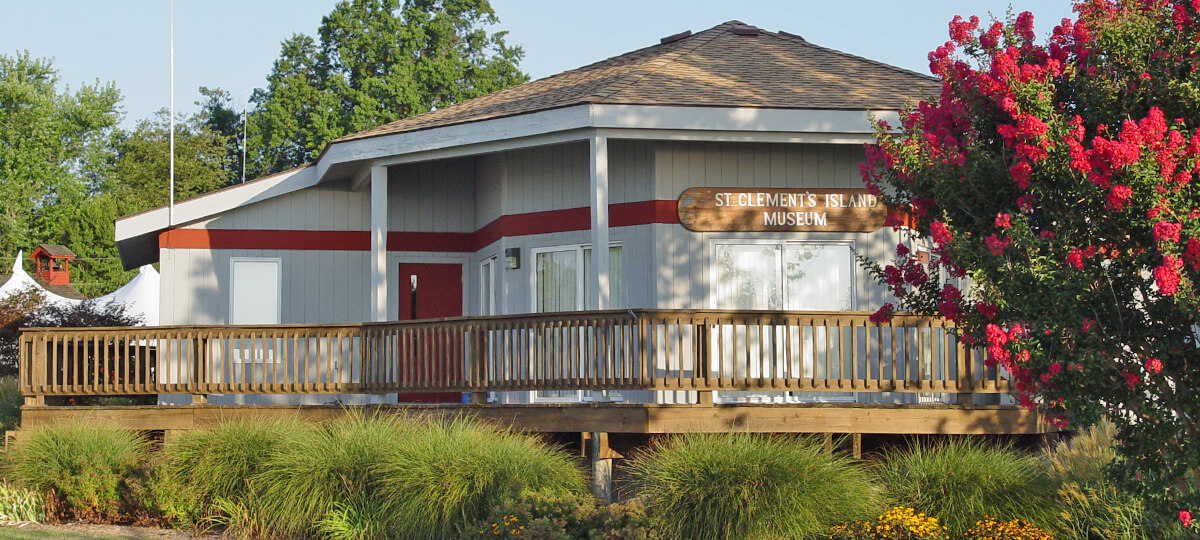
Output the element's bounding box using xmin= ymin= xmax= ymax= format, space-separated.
xmin=16 ymin=309 xmax=950 ymax=336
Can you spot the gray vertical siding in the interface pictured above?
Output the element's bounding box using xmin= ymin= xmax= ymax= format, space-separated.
xmin=160 ymin=138 xmax=922 ymax=405
xmin=388 ymin=158 xmax=476 ymax=233
xmin=198 ymin=178 xmax=370 ymax=230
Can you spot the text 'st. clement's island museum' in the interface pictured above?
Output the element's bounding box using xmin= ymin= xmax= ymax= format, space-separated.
xmin=18 ymin=22 xmax=1048 ymax=451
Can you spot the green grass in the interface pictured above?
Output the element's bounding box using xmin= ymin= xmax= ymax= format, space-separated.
xmin=0 ymin=528 xmax=131 ymax=539
xmin=629 ymin=433 xmax=882 ymax=540
xmin=6 ymin=422 xmax=146 ymax=522
xmin=875 ymin=437 xmax=1058 ymax=536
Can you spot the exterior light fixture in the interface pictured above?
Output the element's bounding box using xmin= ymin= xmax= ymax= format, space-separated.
xmin=505 ymin=247 xmax=521 ymax=270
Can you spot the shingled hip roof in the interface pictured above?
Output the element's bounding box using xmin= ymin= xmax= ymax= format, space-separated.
xmin=334 ymin=20 xmax=939 ymax=144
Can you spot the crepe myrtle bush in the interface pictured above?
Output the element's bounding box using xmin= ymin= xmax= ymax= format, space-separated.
xmin=859 ymin=0 xmax=1200 ymax=528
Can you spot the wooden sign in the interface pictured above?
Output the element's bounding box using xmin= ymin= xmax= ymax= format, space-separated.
xmin=677 ymin=187 xmax=888 ymax=232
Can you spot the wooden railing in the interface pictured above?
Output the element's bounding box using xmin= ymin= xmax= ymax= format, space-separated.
xmin=18 ymin=310 xmax=1010 ymax=404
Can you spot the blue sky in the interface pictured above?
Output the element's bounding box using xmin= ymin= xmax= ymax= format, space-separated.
xmin=0 ymin=1 xmax=1076 ymax=127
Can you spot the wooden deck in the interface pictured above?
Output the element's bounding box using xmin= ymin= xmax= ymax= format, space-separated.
xmin=15 ymin=309 xmax=1046 ymax=436
xmin=18 ymin=403 xmax=1047 ymax=435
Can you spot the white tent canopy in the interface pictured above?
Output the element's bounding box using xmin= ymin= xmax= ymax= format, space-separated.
xmin=0 ymin=251 xmax=159 ymax=326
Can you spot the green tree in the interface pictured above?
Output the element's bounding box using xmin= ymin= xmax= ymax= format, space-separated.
xmin=0 ymin=51 xmax=121 ymax=259
xmin=860 ymin=0 xmax=1200 ymax=528
xmin=62 ymin=110 xmax=235 ymax=296
xmin=196 ymin=86 xmax=248 ymax=186
xmin=247 ymin=0 xmax=527 ymax=176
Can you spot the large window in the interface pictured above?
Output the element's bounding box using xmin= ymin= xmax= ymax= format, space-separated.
xmin=713 ymin=241 xmax=855 ymax=403
xmin=532 ymin=244 xmax=622 ymax=401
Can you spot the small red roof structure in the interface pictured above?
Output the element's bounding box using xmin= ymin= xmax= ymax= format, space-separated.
xmin=30 ymin=244 xmax=76 ymax=287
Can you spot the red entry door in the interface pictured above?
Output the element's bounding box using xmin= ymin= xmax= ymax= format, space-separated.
xmin=396 ymin=263 xmax=463 ymax=403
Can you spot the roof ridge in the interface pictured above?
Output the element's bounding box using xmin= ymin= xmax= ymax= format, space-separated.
xmin=762 ymin=28 xmax=939 ymax=83
xmin=586 ymin=22 xmax=733 ymax=102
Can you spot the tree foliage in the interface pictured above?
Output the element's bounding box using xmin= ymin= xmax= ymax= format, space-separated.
xmin=247 ymin=0 xmax=527 ymax=176
xmin=0 ymin=52 xmax=121 ymax=258
xmin=861 ymin=0 xmax=1200 ymax=524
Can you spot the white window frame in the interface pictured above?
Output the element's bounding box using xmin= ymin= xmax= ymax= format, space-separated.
xmin=480 ymin=256 xmax=497 ymax=316
xmin=528 ymin=242 xmax=623 ymax=403
xmin=708 ymin=239 xmax=857 ymax=404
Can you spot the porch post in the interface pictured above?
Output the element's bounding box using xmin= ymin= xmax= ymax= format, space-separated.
xmin=370 ymin=165 xmax=388 ymax=322
xmin=589 ymin=135 xmax=610 ymax=309
xmin=589 ymin=135 xmax=611 ymax=405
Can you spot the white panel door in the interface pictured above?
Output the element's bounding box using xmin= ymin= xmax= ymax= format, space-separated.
xmin=230 ymin=258 xmax=281 ymax=324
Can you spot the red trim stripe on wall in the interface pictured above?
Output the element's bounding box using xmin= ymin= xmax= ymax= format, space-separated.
xmin=159 ymin=200 xmax=682 ymax=252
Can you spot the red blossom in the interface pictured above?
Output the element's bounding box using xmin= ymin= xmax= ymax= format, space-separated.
xmin=1049 ymin=362 xmax=1062 ymax=374
xmin=1185 ymin=238 xmax=1200 ymax=270
xmin=1017 ymin=195 xmax=1036 ymax=212
xmin=1123 ymin=370 xmax=1139 ymax=389
xmin=1153 ymin=254 xmax=1184 ymax=296
xmin=1153 ymin=221 xmax=1183 ymax=244
xmin=976 ymin=302 xmax=998 ymax=319
xmin=869 ymin=303 xmax=895 ymax=324
xmin=930 ymin=220 xmax=953 ymax=244
xmin=1146 ymin=358 xmax=1163 ymax=374
xmin=1181 ymin=511 xmax=1192 ymax=529
xmin=1107 ymin=185 xmax=1133 ymax=210
xmin=1066 ymin=248 xmax=1086 ymax=269
xmin=994 ymin=213 xmax=1011 ymax=228
xmin=985 ymin=234 xmax=1011 ymax=256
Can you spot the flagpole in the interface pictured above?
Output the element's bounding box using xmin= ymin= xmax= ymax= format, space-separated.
xmin=168 ymin=0 xmax=176 ymax=225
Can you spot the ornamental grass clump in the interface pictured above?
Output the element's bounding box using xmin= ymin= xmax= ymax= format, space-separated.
xmin=1041 ymin=421 xmax=1180 ymax=539
xmin=630 ymin=433 xmax=881 ymax=540
xmin=377 ymin=416 xmax=584 ymax=538
xmin=250 ymin=413 xmax=411 ymax=538
xmin=0 ymin=482 xmax=43 ymax=524
xmin=875 ymin=438 xmax=1057 ymax=536
xmin=161 ymin=417 xmax=303 ymax=526
xmin=6 ymin=421 xmax=146 ymax=522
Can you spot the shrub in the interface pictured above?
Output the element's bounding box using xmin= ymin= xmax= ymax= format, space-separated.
xmin=129 ymin=458 xmax=203 ymax=530
xmin=7 ymin=421 xmax=146 ymax=522
xmin=377 ymin=416 xmax=584 ymax=538
xmin=828 ymin=506 xmax=948 ymax=539
xmin=630 ymin=433 xmax=882 ymax=540
xmin=875 ymin=438 xmax=1057 ymax=536
xmin=0 ymin=482 xmax=44 ymax=523
xmin=0 ymin=376 xmax=20 ymax=431
xmin=468 ymin=491 xmax=654 ymax=540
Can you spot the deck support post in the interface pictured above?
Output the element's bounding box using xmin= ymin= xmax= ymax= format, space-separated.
xmin=851 ymin=433 xmax=862 ymax=459
xmin=697 ymin=391 xmax=713 ymax=406
xmin=588 ymin=431 xmax=615 ymax=504
xmin=370 ymin=164 xmax=389 ymax=323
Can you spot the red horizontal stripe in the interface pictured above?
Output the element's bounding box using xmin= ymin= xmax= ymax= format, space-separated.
xmin=160 ymin=201 xmax=682 ymax=252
